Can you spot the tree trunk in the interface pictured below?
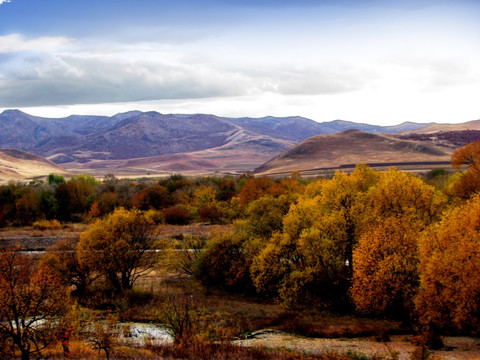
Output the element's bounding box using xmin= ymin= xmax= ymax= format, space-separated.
xmin=21 ymin=348 xmax=30 ymax=360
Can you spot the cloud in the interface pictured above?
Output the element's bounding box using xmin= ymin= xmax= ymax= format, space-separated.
xmin=0 ymin=34 xmax=372 ymax=107
xmin=0 ymin=34 xmax=74 ymax=54
xmin=0 ymin=0 xmax=12 ymax=4
xmin=0 ymin=51 xmax=251 ymax=107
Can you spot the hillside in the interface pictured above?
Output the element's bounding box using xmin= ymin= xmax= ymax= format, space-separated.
xmin=255 ymin=130 xmax=452 ymax=176
xmin=0 ymin=110 xmax=429 ymax=164
xmin=229 ymin=116 xmax=430 ymax=142
xmin=0 ymin=109 xmax=472 ymax=176
xmin=0 ymin=149 xmax=67 ymax=182
xmin=401 ymin=119 xmax=480 ymax=134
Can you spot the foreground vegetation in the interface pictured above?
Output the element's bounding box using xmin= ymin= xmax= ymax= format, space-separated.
xmin=2 ymin=141 xmax=480 ymax=359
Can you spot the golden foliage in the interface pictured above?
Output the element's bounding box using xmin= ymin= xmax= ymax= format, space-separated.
xmin=77 ymin=207 xmax=159 ymax=292
xmin=352 ymin=217 xmax=419 ymax=317
xmin=450 ymin=140 xmax=480 ymax=198
xmin=365 ymin=168 xmax=445 ymax=229
xmin=416 ymin=193 xmax=480 ymax=333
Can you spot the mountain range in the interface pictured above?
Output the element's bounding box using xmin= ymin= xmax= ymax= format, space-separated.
xmin=0 ymin=109 xmax=428 ymax=162
xmin=0 ymin=109 xmax=479 ymax=179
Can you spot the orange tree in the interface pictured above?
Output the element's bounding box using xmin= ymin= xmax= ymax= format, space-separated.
xmin=416 ymin=193 xmax=480 ymax=337
xmin=450 ymin=140 xmax=480 ymax=199
xmin=0 ymin=246 xmax=69 ymax=360
xmin=351 ymin=217 xmax=419 ymax=319
xmin=351 ymin=169 xmax=445 ymax=319
xmin=77 ymin=208 xmax=159 ymax=293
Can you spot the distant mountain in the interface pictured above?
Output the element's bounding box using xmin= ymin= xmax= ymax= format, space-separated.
xmin=255 ymin=130 xmax=451 ymax=176
xmin=229 ymin=116 xmax=431 ymax=142
xmin=0 ymin=109 xmax=459 ymax=176
xmin=0 ymin=148 xmax=67 ymax=182
xmin=0 ymin=110 xmax=293 ymax=164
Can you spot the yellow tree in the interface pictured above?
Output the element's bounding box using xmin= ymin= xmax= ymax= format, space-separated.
xmin=77 ymin=208 xmax=159 ymax=292
xmin=416 ymin=193 xmax=480 ymax=336
xmin=251 ymin=164 xmax=379 ymax=307
xmin=365 ymin=168 xmax=445 ymax=228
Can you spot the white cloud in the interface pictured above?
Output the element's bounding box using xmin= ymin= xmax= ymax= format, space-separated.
xmin=0 ymin=34 xmax=74 ymax=54
xmin=0 ymin=34 xmax=373 ymax=107
xmin=0 ymin=0 xmax=12 ymax=4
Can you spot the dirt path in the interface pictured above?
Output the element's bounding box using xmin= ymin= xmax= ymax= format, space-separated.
xmin=234 ymin=331 xmax=480 ymax=360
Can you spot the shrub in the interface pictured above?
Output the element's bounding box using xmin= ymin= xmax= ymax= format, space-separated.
xmin=32 ymin=219 xmax=62 ymax=230
xmin=163 ymin=205 xmax=192 ymax=225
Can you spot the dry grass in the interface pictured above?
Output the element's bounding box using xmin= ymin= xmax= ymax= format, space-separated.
xmin=132 ymin=273 xmax=404 ymax=342
xmin=157 ymin=224 xmax=232 ymax=238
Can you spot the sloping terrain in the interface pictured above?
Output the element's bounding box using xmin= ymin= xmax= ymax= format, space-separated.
xmin=0 ymin=109 xmax=471 ymax=177
xmin=395 ymin=130 xmax=480 ymax=150
xmin=229 ymin=116 xmax=430 ymax=142
xmin=0 ymin=109 xmax=430 ymax=164
xmin=63 ymin=129 xmax=294 ymax=176
xmin=0 ymin=149 xmax=67 ymax=182
xmin=255 ymin=130 xmax=451 ymax=176
xmin=401 ymin=119 xmax=480 ymax=134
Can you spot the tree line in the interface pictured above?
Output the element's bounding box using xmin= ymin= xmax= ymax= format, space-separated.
xmin=0 ymin=173 xmax=296 ymax=226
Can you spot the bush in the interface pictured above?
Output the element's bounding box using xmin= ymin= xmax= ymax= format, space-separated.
xmin=32 ymin=219 xmax=61 ymax=230
xmin=164 ymin=205 xmax=192 ymax=225
xmin=145 ymin=209 xmax=165 ymax=224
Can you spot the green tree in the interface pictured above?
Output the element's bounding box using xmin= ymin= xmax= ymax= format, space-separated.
xmin=47 ymin=173 xmax=66 ymax=186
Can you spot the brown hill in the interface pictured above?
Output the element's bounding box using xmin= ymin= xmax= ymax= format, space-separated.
xmin=401 ymin=119 xmax=480 ymax=134
xmin=0 ymin=149 xmax=67 ymax=182
xmin=255 ymin=130 xmax=452 ymax=176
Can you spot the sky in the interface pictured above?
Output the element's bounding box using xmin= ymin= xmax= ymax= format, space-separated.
xmin=0 ymin=0 xmax=479 ymax=125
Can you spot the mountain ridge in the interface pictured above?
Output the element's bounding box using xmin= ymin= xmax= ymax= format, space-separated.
xmin=1 ymin=109 xmax=478 ymax=176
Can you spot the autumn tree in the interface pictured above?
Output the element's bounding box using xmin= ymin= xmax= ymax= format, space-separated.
xmin=0 ymin=246 xmax=69 ymax=360
xmin=237 ymin=177 xmax=276 ymax=208
xmin=54 ymin=177 xmax=96 ymax=221
xmin=41 ymin=237 xmax=98 ymax=299
xmin=351 ymin=217 xmax=419 ymax=319
xmin=416 ymin=193 xmax=480 ymax=338
xmin=14 ymin=189 xmax=40 ymax=226
xmin=195 ymin=224 xmax=259 ymax=293
xmin=350 ymin=169 xmax=444 ymax=320
xmin=77 ymin=208 xmax=159 ymax=292
xmin=251 ymin=164 xmax=379 ymax=308
xmin=365 ymin=168 xmax=445 ymax=229
xmin=132 ymin=184 xmax=170 ymax=210
xmin=244 ymin=195 xmax=293 ymax=240
xmin=450 ymin=140 xmax=480 ymax=198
